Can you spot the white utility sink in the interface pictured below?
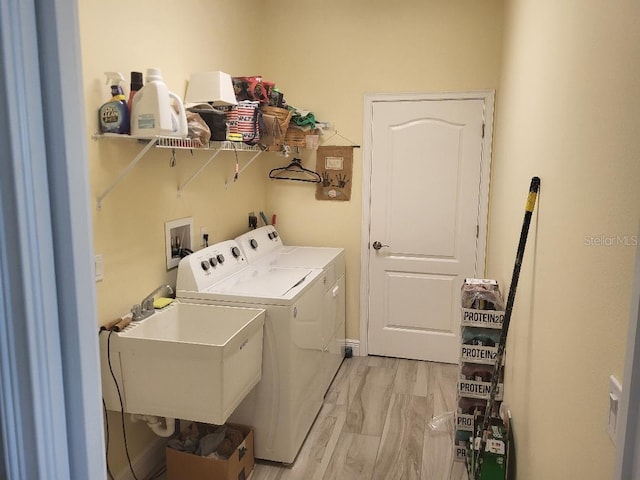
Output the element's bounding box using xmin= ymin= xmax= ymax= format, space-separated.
xmin=101 ymin=302 xmax=265 ymax=426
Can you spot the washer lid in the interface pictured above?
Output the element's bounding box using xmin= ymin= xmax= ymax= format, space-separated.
xmin=208 ymin=266 xmax=316 ymax=298
xmin=268 ymin=246 xmax=344 ymax=269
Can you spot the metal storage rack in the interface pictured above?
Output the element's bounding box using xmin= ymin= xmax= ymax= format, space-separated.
xmin=92 ymin=133 xmax=263 ymax=209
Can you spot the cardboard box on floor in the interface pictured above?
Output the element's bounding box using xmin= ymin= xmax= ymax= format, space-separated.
xmin=167 ymin=424 xmax=254 ymax=480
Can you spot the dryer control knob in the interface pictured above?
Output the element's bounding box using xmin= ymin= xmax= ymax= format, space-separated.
xmin=217 ymin=254 xmax=225 ymax=264
xmin=272 ymin=231 xmax=279 ymax=238
xmin=209 ymin=257 xmax=218 ymax=267
xmin=250 ymin=239 xmax=258 ymax=249
xmin=231 ymin=247 xmax=241 ymax=258
xmin=200 ymin=261 xmax=210 ymax=271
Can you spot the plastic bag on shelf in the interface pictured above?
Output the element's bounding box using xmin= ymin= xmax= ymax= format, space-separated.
xmin=186 ymin=111 xmax=210 ymax=146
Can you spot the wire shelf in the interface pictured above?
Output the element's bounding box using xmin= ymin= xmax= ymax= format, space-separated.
xmin=94 ymin=133 xmax=261 ymax=152
xmin=93 ymin=133 xmax=263 ymax=208
xmin=156 ymin=137 xmax=261 ymax=152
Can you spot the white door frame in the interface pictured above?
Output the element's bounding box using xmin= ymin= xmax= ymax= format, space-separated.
xmin=615 ymin=222 xmax=640 ymax=478
xmin=0 ymin=0 xmax=105 ymax=478
xmin=359 ymin=91 xmax=495 ymax=357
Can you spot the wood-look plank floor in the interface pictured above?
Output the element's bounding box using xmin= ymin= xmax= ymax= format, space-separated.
xmin=250 ymin=356 xmax=468 ymax=480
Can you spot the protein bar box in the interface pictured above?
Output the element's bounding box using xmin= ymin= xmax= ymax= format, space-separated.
xmin=458 ymin=363 xmax=504 ymax=401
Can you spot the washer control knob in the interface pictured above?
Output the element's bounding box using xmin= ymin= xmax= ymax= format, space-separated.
xmin=200 ymin=261 xmax=210 ymax=271
xmin=231 ymin=246 xmax=241 ymax=258
xmin=217 ymin=254 xmax=225 ymax=264
xmin=250 ymin=239 xmax=259 ymax=249
xmin=273 ymin=231 xmax=279 ymax=239
xmin=209 ymin=257 xmax=218 ymax=267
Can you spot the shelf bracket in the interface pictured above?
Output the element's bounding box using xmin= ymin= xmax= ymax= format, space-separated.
xmin=177 ymin=149 xmax=224 ymax=196
xmin=96 ymin=137 xmax=158 ymax=209
xmin=225 ymin=150 xmax=263 ymax=189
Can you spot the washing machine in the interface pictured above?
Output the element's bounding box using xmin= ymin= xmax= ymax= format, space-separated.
xmin=235 ymin=226 xmax=346 ymax=396
xmin=176 ymin=240 xmax=327 ymax=464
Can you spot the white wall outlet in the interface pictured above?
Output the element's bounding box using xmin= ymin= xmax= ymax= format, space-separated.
xmin=95 ymin=254 xmax=104 ymax=282
xmin=608 ymin=374 xmax=622 ymax=444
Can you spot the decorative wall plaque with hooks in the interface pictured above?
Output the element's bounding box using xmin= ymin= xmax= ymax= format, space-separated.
xmin=315 ymin=145 xmax=354 ymax=201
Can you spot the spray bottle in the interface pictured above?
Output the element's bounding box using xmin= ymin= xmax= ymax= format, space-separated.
xmin=127 ymin=71 xmax=143 ymax=114
xmin=99 ymin=72 xmax=130 ymax=134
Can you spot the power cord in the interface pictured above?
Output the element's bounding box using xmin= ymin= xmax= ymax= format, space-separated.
xmin=102 ymin=398 xmax=114 ymax=480
xmin=102 ymin=326 xmax=172 ymax=480
xmin=232 ymin=141 xmax=239 ymax=181
xmin=106 ymin=330 xmax=140 ymax=480
xmin=100 ymin=327 xmax=116 ymax=480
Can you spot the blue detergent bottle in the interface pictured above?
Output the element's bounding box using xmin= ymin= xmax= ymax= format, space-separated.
xmin=99 ymin=72 xmax=130 ymax=134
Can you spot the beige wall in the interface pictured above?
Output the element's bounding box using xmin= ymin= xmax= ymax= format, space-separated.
xmin=79 ymin=0 xmax=267 ymax=474
xmin=259 ymin=0 xmax=505 ymax=338
xmin=81 ymin=0 xmax=267 ymax=325
xmin=488 ymin=0 xmax=640 ymax=478
xmin=80 ymin=0 xmax=506 ymax=475
xmin=79 ymin=1 xmax=640 ymax=478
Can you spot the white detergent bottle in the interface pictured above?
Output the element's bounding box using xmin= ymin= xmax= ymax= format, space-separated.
xmin=130 ymin=68 xmax=188 ymax=138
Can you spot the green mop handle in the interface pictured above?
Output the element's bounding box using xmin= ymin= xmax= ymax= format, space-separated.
xmin=473 ymin=176 xmax=540 ymax=480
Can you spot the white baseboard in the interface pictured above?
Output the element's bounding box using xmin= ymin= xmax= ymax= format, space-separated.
xmin=345 ymin=339 xmax=360 ymax=357
xmin=114 ymin=436 xmax=166 ymax=480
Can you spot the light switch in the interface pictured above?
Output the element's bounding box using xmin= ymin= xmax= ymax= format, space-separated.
xmin=95 ymin=254 xmax=104 ymax=282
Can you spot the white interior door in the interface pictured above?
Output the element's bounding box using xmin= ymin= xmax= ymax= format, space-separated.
xmin=363 ymin=92 xmax=493 ymax=363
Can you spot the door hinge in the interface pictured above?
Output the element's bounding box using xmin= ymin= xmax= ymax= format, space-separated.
xmin=476 ymin=225 xmax=479 ymax=238
xmin=481 ymin=123 xmax=485 ymax=139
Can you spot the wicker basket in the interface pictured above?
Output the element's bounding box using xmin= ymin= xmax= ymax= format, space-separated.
xmin=260 ymin=106 xmax=292 ymax=151
xmin=260 ymin=106 xmax=291 ymax=131
xmin=284 ymin=126 xmax=319 ymax=147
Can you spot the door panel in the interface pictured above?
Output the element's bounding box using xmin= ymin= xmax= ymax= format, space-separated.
xmin=388 ymin=118 xmax=462 ymax=257
xmin=386 ymin=272 xmax=455 ymax=331
xmin=367 ymin=97 xmax=489 ymax=363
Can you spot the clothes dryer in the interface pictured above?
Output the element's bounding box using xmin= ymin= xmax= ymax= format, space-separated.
xmin=235 ymin=226 xmax=346 ymax=396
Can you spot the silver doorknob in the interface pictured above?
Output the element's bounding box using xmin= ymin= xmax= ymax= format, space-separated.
xmin=372 ymin=241 xmax=389 ymax=250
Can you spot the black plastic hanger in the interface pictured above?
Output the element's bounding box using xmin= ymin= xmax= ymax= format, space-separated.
xmin=268 ymin=158 xmax=322 ymax=183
